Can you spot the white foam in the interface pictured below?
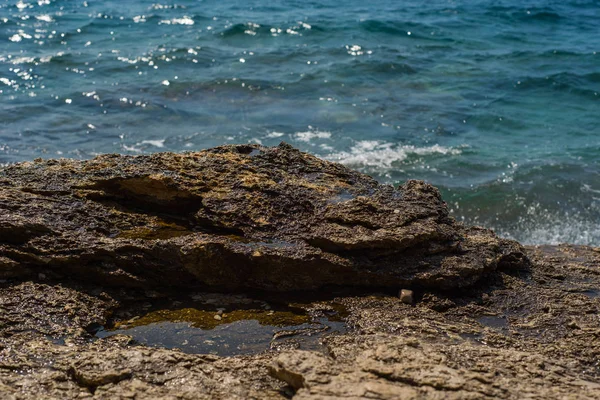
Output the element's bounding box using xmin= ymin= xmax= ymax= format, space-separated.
xmin=582 ymin=184 xmax=600 ymax=195
xmin=159 ymin=16 xmax=194 ymax=25
xmin=10 ymin=56 xmax=36 ymax=64
xmin=460 ymin=198 xmax=600 ymax=246
xmin=266 ymin=132 xmax=285 ymax=138
xmin=122 ymin=144 xmax=142 ymax=153
xmin=35 ymin=15 xmax=53 ymax=22
xmin=294 ymin=129 xmax=331 ymax=142
xmin=140 ymin=139 xmax=165 ymax=148
xmin=495 ymin=214 xmax=600 ymax=246
xmin=326 ymin=140 xmax=461 ymax=169
xmin=0 ymin=77 xmax=16 ymax=86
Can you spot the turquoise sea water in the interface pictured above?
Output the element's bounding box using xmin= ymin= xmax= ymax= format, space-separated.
xmin=1 ymin=0 xmax=599 ymax=245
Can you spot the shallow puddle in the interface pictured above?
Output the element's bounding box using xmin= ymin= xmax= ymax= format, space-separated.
xmin=328 ymin=189 xmax=356 ymax=204
xmin=96 ymin=292 xmax=348 ymax=356
xmin=477 ymin=315 xmax=509 ymax=331
xmin=582 ymin=289 xmax=600 ymax=299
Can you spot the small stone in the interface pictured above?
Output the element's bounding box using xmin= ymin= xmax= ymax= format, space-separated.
xmin=38 ymin=273 xmax=46 ymax=280
xmin=214 ymin=314 xmax=222 ymax=321
xmin=399 ymin=289 xmax=414 ymax=304
xmin=216 ymin=309 xmax=224 ymax=316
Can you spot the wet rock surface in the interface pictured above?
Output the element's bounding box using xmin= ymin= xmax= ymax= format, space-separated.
xmin=1 ymin=147 xmax=599 ymax=399
xmin=0 ymin=245 xmax=600 ymax=398
xmin=0 ymin=143 xmax=527 ymax=291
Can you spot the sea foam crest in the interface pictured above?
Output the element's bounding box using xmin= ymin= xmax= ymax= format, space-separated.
xmin=159 ymin=16 xmax=194 ymax=25
xmin=294 ymin=129 xmax=331 ymax=142
xmin=326 ymin=140 xmax=461 ymax=169
xmin=496 ymin=211 xmax=600 ymax=246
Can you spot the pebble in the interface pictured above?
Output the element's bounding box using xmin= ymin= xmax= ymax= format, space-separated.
xmin=38 ymin=273 xmax=46 ymax=280
xmin=216 ymin=309 xmax=224 ymax=315
xmin=214 ymin=314 xmax=222 ymax=321
xmin=399 ymin=289 xmax=414 ymax=304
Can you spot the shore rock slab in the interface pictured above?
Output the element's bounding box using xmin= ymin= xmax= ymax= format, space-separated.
xmin=0 ymin=143 xmax=527 ymax=291
xmin=1 ymin=245 xmax=600 ymax=399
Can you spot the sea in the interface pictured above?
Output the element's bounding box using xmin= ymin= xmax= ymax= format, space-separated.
xmin=1 ymin=0 xmax=599 ymax=245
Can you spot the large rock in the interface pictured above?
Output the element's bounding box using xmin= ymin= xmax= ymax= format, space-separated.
xmin=0 ymin=143 xmax=527 ymax=291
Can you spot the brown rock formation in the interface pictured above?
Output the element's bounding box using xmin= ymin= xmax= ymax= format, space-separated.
xmin=0 ymin=143 xmax=527 ymax=291
xmin=0 ymin=245 xmax=599 ymax=398
xmin=2 ymin=146 xmax=598 ymax=399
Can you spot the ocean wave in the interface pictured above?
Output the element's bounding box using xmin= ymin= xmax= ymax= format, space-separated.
xmin=220 ymin=23 xmax=267 ymax=37
xmin=343 ymin=59 xmax=417 ymax=75
xmin=489 ymin=209 xmax=600 ymax=246
xmin=359 ymin=18 xmax=456 ymax=42
xmin=515 ymin=10 xmax=563 ymax=22
xmin=294 ymin=129 xmax=331 ymax=142
xmin=159 ymin=16 xmax=195 ymax=26
xmin=511 ymin=73 xmax=600 ymax=98
xmin=122 ymin=139 xmax=167 ymax=153
xmin=359 ymin=19 xmax=411 ymax=36
xmin=325 ymin=140 xmax=462 ymax=170
xmin=483 ymin=6 xmax=563 ymax=22
xmin=219 ymin=21 xmax=315 ymax=38
xmin=443 ymin=162 xmax=600 ymax=246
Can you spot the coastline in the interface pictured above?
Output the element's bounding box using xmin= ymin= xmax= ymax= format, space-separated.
xmin=1 ymin=146 xmax=599 ymax=399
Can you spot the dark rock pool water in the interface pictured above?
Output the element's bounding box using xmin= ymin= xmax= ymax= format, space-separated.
xmin=95 ymin=292 xmax=348 ymax=356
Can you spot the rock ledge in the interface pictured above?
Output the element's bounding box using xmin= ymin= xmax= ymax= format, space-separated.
xmin=0 ymin=143 xmax=528 ymax=291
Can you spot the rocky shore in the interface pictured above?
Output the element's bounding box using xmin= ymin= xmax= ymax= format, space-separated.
xmin=1 ymin=144 xmax=599 ymax=399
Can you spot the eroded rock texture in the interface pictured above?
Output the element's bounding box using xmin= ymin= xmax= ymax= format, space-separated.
xmin=0 ymin=148 xmax=599 ymax=399
xmin=1 ymin=246 xmax=600 ymax=399
xmin=0 ymin=143 xmax=527 ymax=291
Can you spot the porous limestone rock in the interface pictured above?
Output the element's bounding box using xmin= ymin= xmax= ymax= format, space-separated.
xmin=0 ymin=143 xmax=528 ymax=291
xmin=1 ymin=245 xmax=600 ymax=399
